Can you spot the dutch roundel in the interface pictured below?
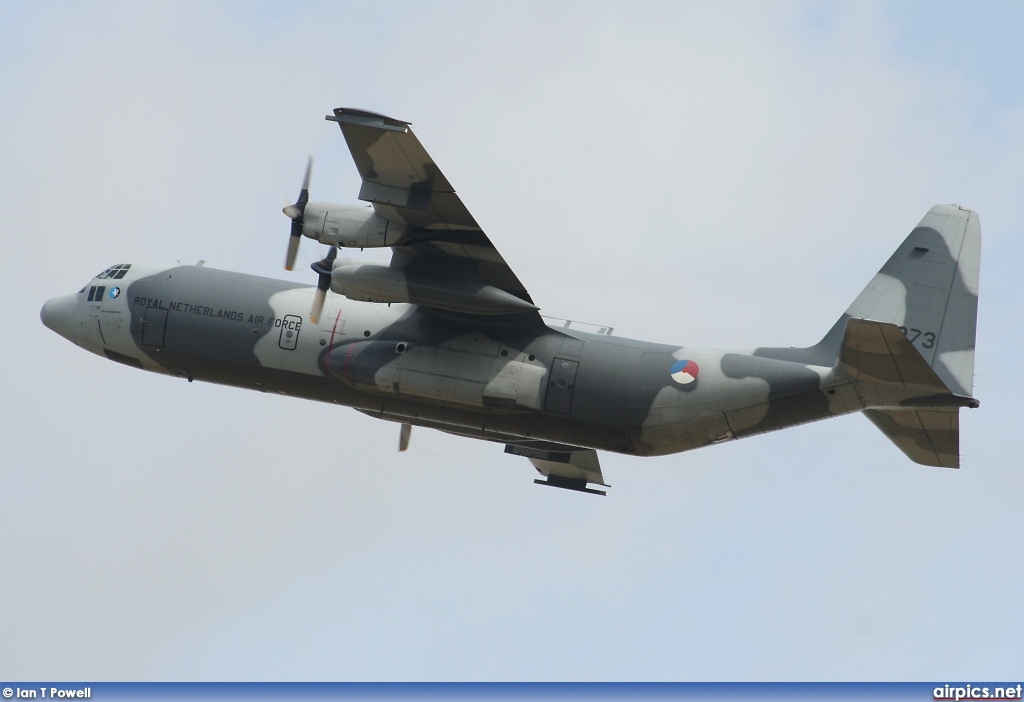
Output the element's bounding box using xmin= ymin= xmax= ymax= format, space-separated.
xmin=670 ymin=359 xmax=699 ymax=385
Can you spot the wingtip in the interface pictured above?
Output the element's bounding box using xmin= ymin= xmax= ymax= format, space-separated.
xmin=333 ymin=107 xmax=409 ymax=123
xmin=326 ymin=107 xmax=411 ymax=131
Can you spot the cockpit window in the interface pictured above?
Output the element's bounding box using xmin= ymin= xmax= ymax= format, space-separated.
xmin=96 ymin=264 xmax=131 ymax=280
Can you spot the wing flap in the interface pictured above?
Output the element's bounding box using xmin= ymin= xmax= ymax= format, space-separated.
xmin=358 ymin=181 xmax=432 ymax=211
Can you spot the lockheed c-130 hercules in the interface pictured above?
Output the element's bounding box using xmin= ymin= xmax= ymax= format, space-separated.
xmin=40 ymin=107 xmax=981 ymax=495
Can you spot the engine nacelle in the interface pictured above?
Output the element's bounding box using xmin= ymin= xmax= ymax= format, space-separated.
xmin=330 ymin=263 xmax=539 ymax=315
xmin=301 ymin=203 xmax=407 ymax=248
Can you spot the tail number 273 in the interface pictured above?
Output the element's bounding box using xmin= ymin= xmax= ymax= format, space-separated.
xmin=899 ymin=326 xmax=936 ymax=349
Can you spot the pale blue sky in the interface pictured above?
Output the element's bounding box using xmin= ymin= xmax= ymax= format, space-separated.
xmin=2 ymin=1 xmax=1022 ymax=681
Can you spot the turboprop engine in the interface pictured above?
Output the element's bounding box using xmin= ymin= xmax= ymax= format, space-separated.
xmin=282 ymin=157 xmax=406 ymax=272
xmin=282 ymin=157 xmax=537 ymax=321
xmin=299 ymin=203 xmax=406 ymax=248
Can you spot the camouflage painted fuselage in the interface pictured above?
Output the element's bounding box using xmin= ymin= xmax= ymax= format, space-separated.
xmin=51 ymin=262 xmax=859 ymax=459
xmin=40 ymin=107 xmax=982 ymax=492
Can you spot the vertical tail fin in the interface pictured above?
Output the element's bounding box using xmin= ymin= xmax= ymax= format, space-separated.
xmin=825 ymin=204 xmax=981 ymax=467
xmin=845 ymin=204 xmax=980 ymax=395
xmin=820 ymin=204 xmax=981 ymax=396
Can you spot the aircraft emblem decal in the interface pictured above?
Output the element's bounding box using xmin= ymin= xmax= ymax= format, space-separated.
xmin=670 ymin=359 xmax=699 ymax=385
xmin=109 ymin=287 xmax=120 ymax=299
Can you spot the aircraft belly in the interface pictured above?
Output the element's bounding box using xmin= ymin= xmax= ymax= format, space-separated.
xmin=194 ymin=359 xmax=632 ymax=452
xmin=722 ymin=386 xmax=856 ymax=439
xmin=630 ymin=411 xmax=734 ymax=457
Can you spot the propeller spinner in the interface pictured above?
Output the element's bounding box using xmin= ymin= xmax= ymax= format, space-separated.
xmin=283 ymin=156 xmax=313 ymax=271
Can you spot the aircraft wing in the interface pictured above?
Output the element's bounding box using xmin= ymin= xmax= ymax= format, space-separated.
xmin=327 ymin=107 xmax=537 ymax=313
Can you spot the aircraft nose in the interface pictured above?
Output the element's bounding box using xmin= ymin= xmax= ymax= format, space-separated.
xmin=40 ymin=294 xmax=79 ymax=342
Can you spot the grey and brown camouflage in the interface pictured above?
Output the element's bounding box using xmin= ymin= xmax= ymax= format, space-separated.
xmin=40 ymin=108 xmax=981 ymax=494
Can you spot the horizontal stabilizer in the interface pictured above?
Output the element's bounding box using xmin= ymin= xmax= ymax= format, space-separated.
xmin=838 ymin=318 xmax=976 ymax=468
xmin=838 ymin=318 xmax=947 ymax=389
xmin=843 ymin=319 xmax=946 ymax=401
xmin=837 ymin=318 xmax=979 ymax=409
xmin=864 ymin=409 xmax=959 ymax=468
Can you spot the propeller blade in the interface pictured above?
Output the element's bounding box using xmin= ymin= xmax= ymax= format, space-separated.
xmin=300 ymin=155 xmax=313 ymax=196
xmin=309 ymin=245 xmax=337 ymax=324
xmin=310 ymin=287 xmax=326 ymax=325
xmin=285 ymin=233 xmax=301 ymax=271
xmin=283 ymin=156 xmax=313 ymax=271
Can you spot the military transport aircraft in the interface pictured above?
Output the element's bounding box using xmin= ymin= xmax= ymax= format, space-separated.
xmin=40 ymin=107 xmax=981 ymax=495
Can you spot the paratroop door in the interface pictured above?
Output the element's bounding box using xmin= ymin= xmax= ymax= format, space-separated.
xmin=142 ymin=307 xmax=168 ymax=347
xmin=545 ymin=358 xmax=579 ymax=414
